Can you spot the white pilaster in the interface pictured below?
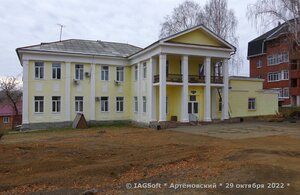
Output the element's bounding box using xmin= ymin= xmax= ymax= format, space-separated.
xmin=181 ymin=55 xmax=189 ymax=122
xmin=148 ymin=57 xmax=157 ymax=121
xmin=22 ymin=60 xmax=29 ymax=125
xmin=222 ymin=59 xmax=229 ymax=120
xmin=90 ymin=63 xmax=96 ymax=121
xmin=65 ymin=62 xmax=71 ymax=121
xmin=204 ymin=57 xmax=211 ymax=122
xmin=159 ymin=54 xmax=167 ymax=121
xmin=211 ymin=88 xmax=217 ymax=119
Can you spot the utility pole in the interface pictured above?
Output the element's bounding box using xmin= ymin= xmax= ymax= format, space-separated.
xmin=57 ymin=24 xmax=65 ymax=41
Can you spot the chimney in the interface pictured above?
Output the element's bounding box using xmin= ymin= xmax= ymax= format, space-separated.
xmin=278 ymin=21 xmax=281 ymax=26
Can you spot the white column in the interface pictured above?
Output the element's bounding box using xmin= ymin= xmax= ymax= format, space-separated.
xmin=159 ymin=54 xmax=167 ymax=121
xmin=22 ymin=60 xmax=29 ymax=125
xmin=137 ymin=62 xmax=142 ymax=122
xmin=297 ymin=96 xmax=300 ymax=106
xmin=204 ymin=57 xmax=211 ymax=122
xmin=181 ymin=55 xmax=189 ymax=122
xmin=65 ymin=62 xmax=71 ymax=121
xmin=148 ymin=57 xmax=157 ymax=121
xmin=211 ymin=88 xmax=217 ymax=119
xmin=222 ymin=59 xmax=229 ymax=120
xmin=90 ymin=63 xmax=96 ymax=121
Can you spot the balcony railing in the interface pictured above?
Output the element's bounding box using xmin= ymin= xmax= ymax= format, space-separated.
xmin=188 ymin=75 xmax=205 ymax=83
xmin=211 ymin=76 xmax=223 ymax=84
xmin=154 ymin=74 xmax=182 ymax=83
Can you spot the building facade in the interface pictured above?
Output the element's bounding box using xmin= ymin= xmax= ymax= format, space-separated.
xmin=248 ymin=22 xmax=300 ymax=107
xmin=17 ymin=25 xmax=278 ymax=129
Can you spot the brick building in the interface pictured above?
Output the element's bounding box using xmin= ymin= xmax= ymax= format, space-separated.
xmin=248 ymin=22 xmax=300 ymax=107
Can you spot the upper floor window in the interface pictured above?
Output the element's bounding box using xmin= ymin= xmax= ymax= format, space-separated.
xmin=35 ymin=62 xmax=44 ymax=79
xmin=3 ymin=116 xmax=9 ymax=124
xmin=34 ymin=96 xmax=44 ymax=113
xmin=267 ymin=52 xmax=289 ymax=65
xmin=268 ymin=72 xmax=281 ymax=82
xmin=52 ymin=96 xmax=61 ymax=113
xmin=75 ymin=96 xmax=83 ymax=112
xmin=101 ymin=66 xmax=109 ymax=81
xmin=283 ymin=88 xmax=289 ymax=98
xmin=100 ymin=96 xmax=109 ymax=112
xmin=248 ymin=98 xmax=256 ymax=110
xmin=256 ymin=60 xmax=262 ymax=68
xmin=143 ymin=62 xmax=147 ymax=79
xmin=134 ymin=65 xmax=138 ymax=81
xmin=52 ymin=63 xmax=61 ymax=79
xmin=282 ymin=70 xmax=289 ymax=80
xmin=75 ymin=64 xmax=84 ymax=80
xmin=116 ymin=67 xmax=124 ymax=82
xmin=116 ymin=97 xmax=124 ymax=112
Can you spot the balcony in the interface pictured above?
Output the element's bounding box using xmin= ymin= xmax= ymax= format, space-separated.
xmin=211 ymin=76 xmax=223 ymax=84
xmin=188 ymin=75 xmax=205 ymax=83
xmin=154 ymin=74 xmax=182 ymax=83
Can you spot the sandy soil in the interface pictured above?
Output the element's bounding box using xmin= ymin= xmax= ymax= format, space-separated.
xmin=0 ymin=124 xmax=300 ymax=195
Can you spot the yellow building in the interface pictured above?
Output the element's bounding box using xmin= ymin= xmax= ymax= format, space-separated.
xmin=16 ymin=25 xmax=278 ymax=129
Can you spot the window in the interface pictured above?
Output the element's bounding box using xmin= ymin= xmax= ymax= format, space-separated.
xmin=116 ymin=67 xmax=124 ymax=82
xmin=101 ymin=66 xmax=109 ymax=81
xmin=219 ymin=98 xmax=222 ymax=112
xmin=35 ymin=62 xmax=44 ymax=79
xmin=116 ymin=97 xmax=124 ymax=112
xmin=34 ymin=96 xmax=44 ymax=113
xmin=268 ymin=72 xmax=281 ymax=82
xmin=100 ymin=96 xmax=109 ymax=112
xmin=52 ymin=96 xmax=61 ymax=113
xmin=248 ymin=98 xmax=256 ymax=110
xmin=52 ymin=63 xmax=61 ymax=79
xmin=142 ymin=96 xmax=146 ymax=113
xmin=256 ymin=60 xmax=262 ymax=68
xmin=75 ymin=96 xmax=83 ymax=112
xmin=282 ymin=70 xmax=289 ymax=80
xmin=283 ymin=52 xmax=289 ymax=62
xmin=3 ymin=117 xmax=9 ymax=124
xmin=143 ymin=62 xmax=147 ymax=79
xmin=267 ymin=52 xmax=289 ymax=65
xmin=134 ymin=96 xmax=138 ymax=112
xmin=283 ymin=88 xmax=289 ymax=98
xmin=134 ymin=65 xmax=138 ymax=81
xmin=75 ymin=64 xmax=84 ymax=80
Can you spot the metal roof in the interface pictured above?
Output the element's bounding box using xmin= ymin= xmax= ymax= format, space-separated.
xmin=17 ymin=39 xmax=142 ymax=58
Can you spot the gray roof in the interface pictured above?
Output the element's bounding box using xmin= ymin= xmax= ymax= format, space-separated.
xmin=18 ymin=39 xmax=142 ymax=58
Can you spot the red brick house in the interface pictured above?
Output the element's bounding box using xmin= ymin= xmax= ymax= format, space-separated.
xmin=248 ymin=22 xmax=300 ymax=107
xmin=0 ymin=100 xmax=22 ymax=130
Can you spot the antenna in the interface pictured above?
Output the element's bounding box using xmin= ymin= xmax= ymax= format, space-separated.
xmin=57 ymin=23 xmax=66 ymax=41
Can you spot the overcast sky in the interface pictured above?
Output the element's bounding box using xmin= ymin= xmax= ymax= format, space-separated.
xmin=0 ymin=0 xmax=270 ymax=77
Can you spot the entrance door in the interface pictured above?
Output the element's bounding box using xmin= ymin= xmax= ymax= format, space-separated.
xmin=188 ymin=95 xmax=199 ymax=122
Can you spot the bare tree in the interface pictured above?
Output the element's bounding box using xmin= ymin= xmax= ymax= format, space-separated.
xmin=159 ymin=0 xmax=241 ymax=74
xmin=0 ymin=76 xmax=22 ymax=116
xmin=159 ymin=0 xmax=204 ymax=38
xmin=247 ymin=0 xmax=300 ymax=48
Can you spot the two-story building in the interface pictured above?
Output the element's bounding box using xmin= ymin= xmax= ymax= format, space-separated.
xmin=17 ymin=25 xmax=278 ymax=129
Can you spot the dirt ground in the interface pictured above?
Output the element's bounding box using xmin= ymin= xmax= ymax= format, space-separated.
xmin=0 ymin=123 xmax=300 ymax=195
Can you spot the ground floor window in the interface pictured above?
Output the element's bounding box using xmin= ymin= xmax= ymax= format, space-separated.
xmin=34 ymin=96 xmax=44 ymax=113
xmin=143 ymin=96 xmax=146 ymax=113
xmin=248 ymin=98 xmax=256 ymax=110
xmin=100 ymin=96 xmax=109 ymax=112
xmin=116 ymin=97 xmax=124 ymax=112
xmin=219 ymin=98 xmax=222 ymax=112
xmin=75 ymin=96 xmax=83 ymax=112
xmin=52 ymin=96 xmax=61 ymax=113
xmin=3 ymin=116 xmax=9 ymax=124
xmin=134 ymin=96 xmax=138 ymax=112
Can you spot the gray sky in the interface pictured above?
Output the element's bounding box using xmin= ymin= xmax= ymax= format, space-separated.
xmin=0 ymin=0 xmax=266 ymax=77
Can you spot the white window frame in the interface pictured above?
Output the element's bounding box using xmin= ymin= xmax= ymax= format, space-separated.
xmin=134 ymin=65 xmax=138 ymax=81
xmin=142 ymin=96 xmax=147 ymax=113
xmin=283 ymin=87 xmax=289 ymax=98
xmin=268 ymin=72 xmax=281 ymax=82
xmin=34 ymin=62 xmax=44 ymax=79
xmin=34 ymin=96 xmax=44 ymax=113
xmin=116 ymin=67 xmax=124 ymax=82
xmin=100 ymin=96 xmax=109 ymax=112
xmin=116 ymin=96 xmax=124 ymax=112
xmin=143 ymin=62 xmax=147 ymax=79
xmin=52 ymin=63 xmax=61 ymax=80
xmin=134 ymin=96 xmax=138 ymax=112
xmin=3 ymin=116 xmax=9 ymax=124
xmin=75 ymin=64 xmax=84 ymax=80
xmin=256 ymin=60 xmax=262 ymax=68
xmin=52 ymin=96 xmax=61 ymax=113
xmin=282 ymin=70 xmax=289 ymax=80
xmin=75 ymin=96 xmax=84 ymax=112
xmin=248 ymin=98 xmax=256 ymax=110
xmin=101 ymin=66 xmax=109 ymax=81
